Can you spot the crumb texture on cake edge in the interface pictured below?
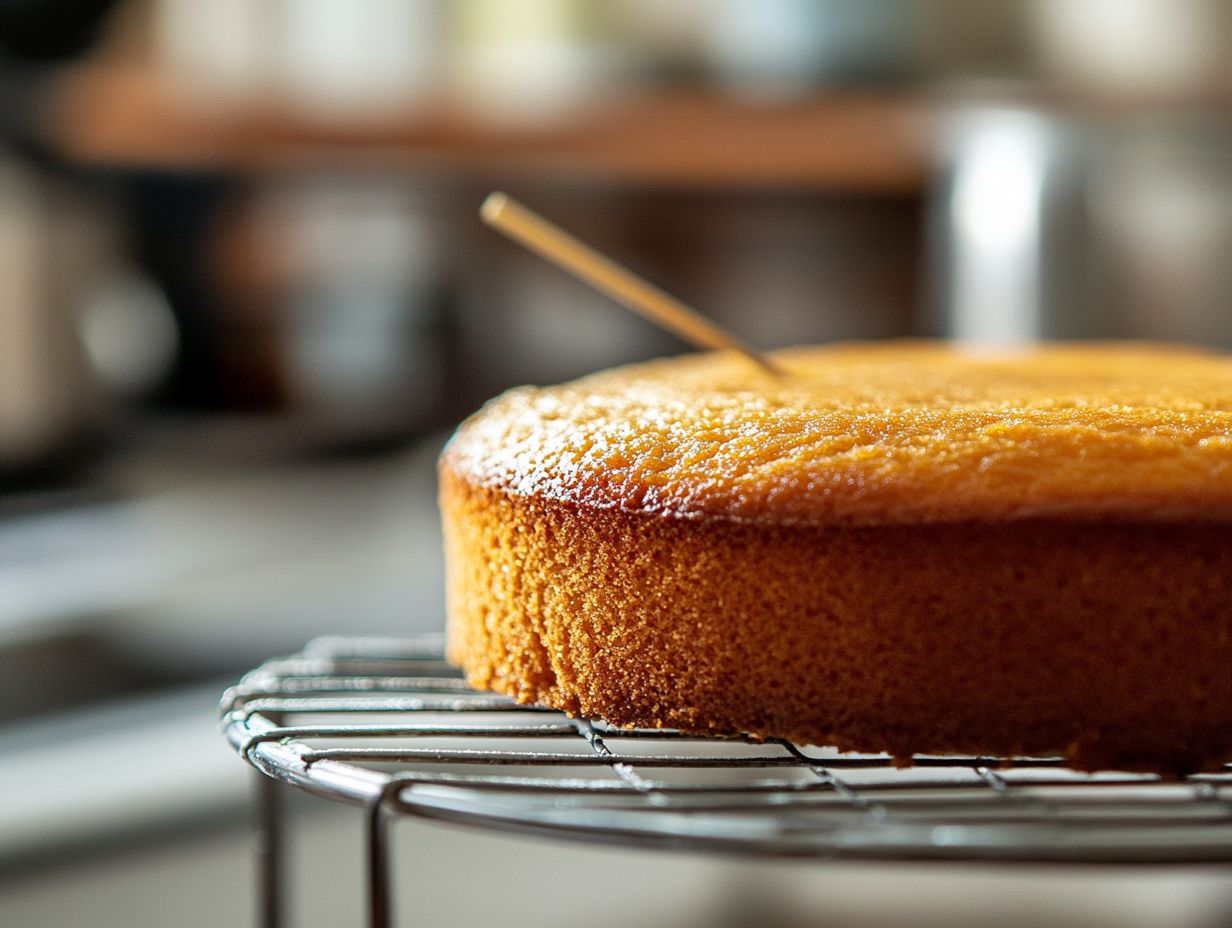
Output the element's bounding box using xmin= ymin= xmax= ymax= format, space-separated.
xmin=441 ymin=467 xmax=1232 ymax=775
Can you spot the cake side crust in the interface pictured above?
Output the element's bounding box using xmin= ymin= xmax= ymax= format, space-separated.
xmin=442 ymin=467 xmax=1232 ymax=774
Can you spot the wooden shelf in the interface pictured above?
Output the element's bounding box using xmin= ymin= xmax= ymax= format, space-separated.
xmin=47 ymin=63 xmax=933 ymax=193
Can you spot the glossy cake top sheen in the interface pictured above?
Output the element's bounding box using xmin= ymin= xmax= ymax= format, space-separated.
xmin=441 ymin=341 xmax=1232 ymax=525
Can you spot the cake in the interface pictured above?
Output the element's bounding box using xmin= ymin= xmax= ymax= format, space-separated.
xmin=440 ymin=341 xmax=1232 ymax=773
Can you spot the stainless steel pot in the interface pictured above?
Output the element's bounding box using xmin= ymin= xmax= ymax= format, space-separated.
xmin=934 ymin=98 xmax=1232 ymax=348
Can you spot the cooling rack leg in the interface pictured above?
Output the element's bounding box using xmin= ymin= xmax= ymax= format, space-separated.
xmin=257 ymin=772 xmax=285 ymax=928
xmin=367 ymin=801 xmax=394 ymax=928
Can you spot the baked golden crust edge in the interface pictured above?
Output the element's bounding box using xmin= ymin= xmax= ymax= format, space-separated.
xmin=442 ymin=467 xmax=1232 ymax=774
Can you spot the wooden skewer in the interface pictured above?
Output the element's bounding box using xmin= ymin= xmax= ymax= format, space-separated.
xmin=481 ymin=192 xmax=782 ymax=375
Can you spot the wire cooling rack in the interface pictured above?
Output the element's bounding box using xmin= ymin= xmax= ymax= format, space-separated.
xmin=222 ymin=635 xmax=1232 ymax=928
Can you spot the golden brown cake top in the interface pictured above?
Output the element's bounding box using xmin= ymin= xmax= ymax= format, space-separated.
xmin=442 ymin=341 xmax=1232 ymax=525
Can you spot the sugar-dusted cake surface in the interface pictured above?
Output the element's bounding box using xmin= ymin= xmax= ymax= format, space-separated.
xmin=441 ymin=342 xmax=1232 ymax=772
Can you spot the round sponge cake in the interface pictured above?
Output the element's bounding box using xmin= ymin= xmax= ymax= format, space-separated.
xmin=440 ymin=342 xmax=1232 ymax=772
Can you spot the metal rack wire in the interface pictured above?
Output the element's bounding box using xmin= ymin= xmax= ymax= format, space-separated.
xmin=221 ymin=635 xmax=1232 ymax=928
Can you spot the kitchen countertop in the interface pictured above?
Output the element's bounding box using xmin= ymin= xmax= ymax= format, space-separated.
xmin=0 ymin=423 xmax=449 ymax=679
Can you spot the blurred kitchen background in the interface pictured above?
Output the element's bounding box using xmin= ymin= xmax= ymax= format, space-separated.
xmin=2 ymin=1 xmax=1232 ymax=926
